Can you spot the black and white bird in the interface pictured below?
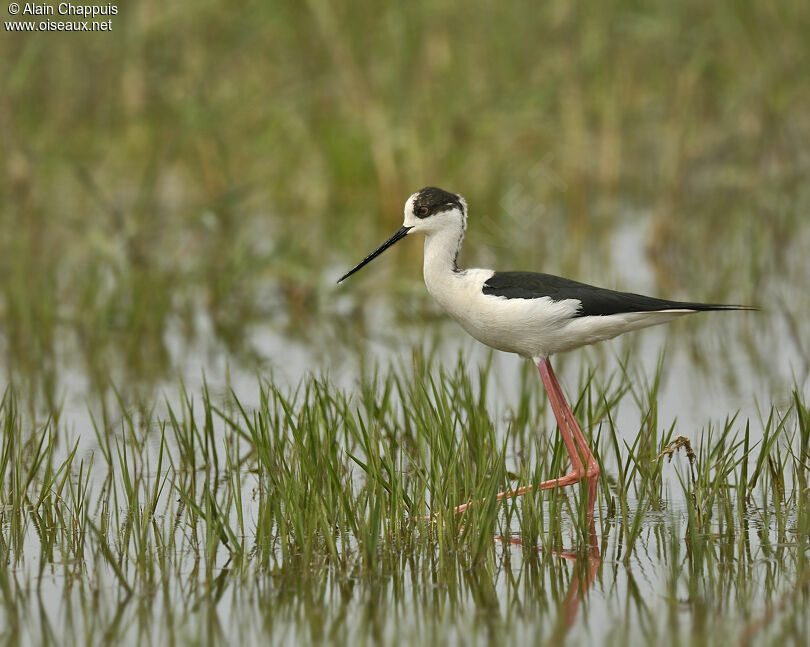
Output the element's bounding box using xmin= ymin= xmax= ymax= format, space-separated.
xmin=338 ymin=187 xmax=753 ymax=512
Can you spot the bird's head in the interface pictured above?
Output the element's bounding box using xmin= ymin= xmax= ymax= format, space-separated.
xmin=337 ymin=187 xmax=466 ymax=283
xmin=402 ymin=186 xmax=467 ymax=235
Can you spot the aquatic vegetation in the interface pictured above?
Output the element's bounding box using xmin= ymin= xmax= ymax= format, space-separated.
xmin=0 ymin=357 xmax=808 ymax=644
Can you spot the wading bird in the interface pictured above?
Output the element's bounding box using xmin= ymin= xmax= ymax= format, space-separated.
xmin=338 ymin=187 xmax=753 ymax=513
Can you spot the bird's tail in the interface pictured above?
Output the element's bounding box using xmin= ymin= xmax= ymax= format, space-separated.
xmin=664 ymin=301 xmax=758 ymax=312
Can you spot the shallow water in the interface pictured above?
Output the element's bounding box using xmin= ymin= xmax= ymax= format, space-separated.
xmin=2 ymin=205 xmax=807 ymax=646
xmin=3 ymin=193 xmax=807 ymax=646
xmin=10 ymin=483 xmax=810 ymax=646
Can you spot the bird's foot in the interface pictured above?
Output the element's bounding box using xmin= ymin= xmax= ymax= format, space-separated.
xmin=448 ymin=462 xmax=599 ymax=516
xmin=536 ymin=461 xmax=600 ymax=490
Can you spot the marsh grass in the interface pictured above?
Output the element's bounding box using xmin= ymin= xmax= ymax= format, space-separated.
xmin=1 ymin=354 xmax=809 ymax=644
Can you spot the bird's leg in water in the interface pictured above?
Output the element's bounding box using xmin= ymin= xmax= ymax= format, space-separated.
xmin=451 ymin=358 xmax=599 ymax=515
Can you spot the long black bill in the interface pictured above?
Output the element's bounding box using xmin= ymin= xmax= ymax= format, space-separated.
xmin=337 ymin=225 xmax=412 ymax=284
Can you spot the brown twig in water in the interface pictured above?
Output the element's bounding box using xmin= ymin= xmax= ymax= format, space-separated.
xmin=656 ymin=435 xmax=697 ymax=484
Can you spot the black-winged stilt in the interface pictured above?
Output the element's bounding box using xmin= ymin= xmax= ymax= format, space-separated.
xmin=338 ymin=187 xmax=754 ymax=513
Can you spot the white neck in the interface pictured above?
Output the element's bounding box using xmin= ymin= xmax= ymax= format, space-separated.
xmin=423 ymin=222 xmax=465 ymax=286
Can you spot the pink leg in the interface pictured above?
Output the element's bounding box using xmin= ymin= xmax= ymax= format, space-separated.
xmin=453 ymin=357 xmax=599 ymax=515
xmin=544 ymin=360 xmax=600 ymax=479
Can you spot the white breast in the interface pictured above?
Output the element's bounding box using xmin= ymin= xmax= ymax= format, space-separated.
xmin=424 ymin=268 xmax=579 ymax=358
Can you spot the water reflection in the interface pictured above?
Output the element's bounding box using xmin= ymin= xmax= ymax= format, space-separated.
xmin=499 ymin=479 xmax=601 ymax=635
xmin=6 ymin=477 xmax=810 ymax=645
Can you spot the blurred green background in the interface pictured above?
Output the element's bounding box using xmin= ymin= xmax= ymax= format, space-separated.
xmin=1 ymin=0 xmax=809 ymax=409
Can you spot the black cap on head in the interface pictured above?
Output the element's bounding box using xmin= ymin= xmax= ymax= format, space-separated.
xmin=412 ymin=187 xmax=463 ymax=219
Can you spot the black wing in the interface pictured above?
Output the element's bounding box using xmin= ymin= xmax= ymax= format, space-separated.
xmin=482 ymin=272 xmax=753 ymax=317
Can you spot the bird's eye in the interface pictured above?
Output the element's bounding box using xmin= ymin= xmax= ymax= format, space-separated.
xmin=416 ymin=206 xmax=429 ymax=217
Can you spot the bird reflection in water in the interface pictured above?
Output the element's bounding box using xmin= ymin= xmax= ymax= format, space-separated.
xmin=497 ymin=478 xmax=600 ymax=632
